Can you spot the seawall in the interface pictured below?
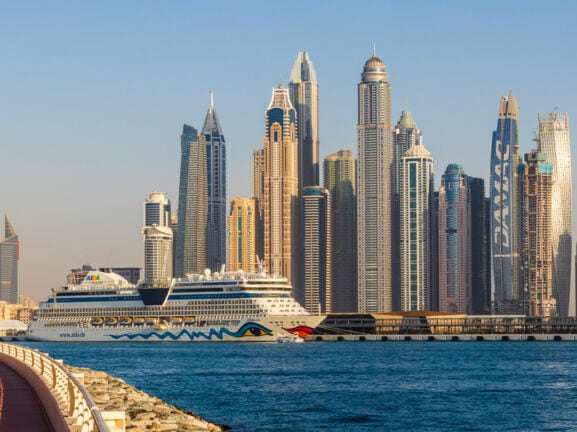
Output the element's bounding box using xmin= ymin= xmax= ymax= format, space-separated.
xmin=66 ymin=365 xmax=228 ymax=432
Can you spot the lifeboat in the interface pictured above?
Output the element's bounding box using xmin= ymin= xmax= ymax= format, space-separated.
xmin=133 ymin=317 xmax=145 ymax=325
xmin=90 ymin=317 xmax=103 ymax=326
xmin=145 ymin=317 xmax=158 ymax=326
xmin=104 ymin=317 xmax=118 ymax=326
xmin=119 ymin=317 xmax=132 ymax=326
xmin=171 ymin=316 xmax=183 ymax=325
xmin=184 ymin=316 xmax=196 ymax=324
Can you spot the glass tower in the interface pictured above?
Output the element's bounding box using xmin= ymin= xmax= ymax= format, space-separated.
xmin=0 ymin=216 xmax=19 ymax=304
xmin=537 ymin=112 xmax=572 ymax=316
xmin=324 ymin=150 xmax=357 ymax=312
xmin=175 ymin=125 xmax=207 ymax=277
xmin=357 ymin=50 xmax=393 ymax=313
xmin=202 ymin=93 xmax=227 ymax=272
xmin=438 ymin=164 xmax=471 ymax=313
xmin=489 ymin=91 xmax=522 ymax=314
xmin=399 ymin=143 xmax=434 ymax=311
xmin=289 ymin=52 xmax=320 ymax=190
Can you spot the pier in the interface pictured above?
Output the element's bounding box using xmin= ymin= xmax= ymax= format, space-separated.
xmin=0 ymin=343 xmax=121 ymax=431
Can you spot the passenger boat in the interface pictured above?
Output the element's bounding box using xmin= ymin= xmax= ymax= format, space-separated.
xmin=27 ymin=264 xmax=324 ymax=342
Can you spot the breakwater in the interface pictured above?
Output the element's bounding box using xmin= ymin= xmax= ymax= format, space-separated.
xmin=66 ymin=365 xmax=228 ymax=432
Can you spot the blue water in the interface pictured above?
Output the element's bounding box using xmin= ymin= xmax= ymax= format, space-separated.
xmin=20 ymin=341 xmax=577 ymax=431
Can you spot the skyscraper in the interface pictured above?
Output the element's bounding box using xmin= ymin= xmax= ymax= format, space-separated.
xmin=324 ymin=150 xmax=357 ymax=312
xmin=289 ymin=51 xmax=320 ymax=190
xmin=520 ymin=150 xmax=555 ymax=317
xmin=143 ymin=192 xmax=173 ymax=283
xmin=142 ymin=225 xmax=173 ymax=283
xmin=175 ymin=125 xmax=207 ymax=277
xmin=399 ymin=143 xmax=434 ymax=311
xmin=357 ymin=50 xmax=393 ymax=313
xmin=203 ymin=93 xmax=227 ymax=272
xmin=227 ymin=197 xmax=256 ymax=273
xmin=0 ymin=216 xmax=19 ymax=304
xmin=393 ymin=110 xmax=422 ymax=310
xmin=144 ymin=191 xmax=171 ymax=227
xmin=438 ymin=164 xmax=471 ymax=313
xmin=302 ymin=186 xmax=331 ymax=314
xmin=469 ymin=177 xmax=491 ymax=314
xmin=537 ymin=112 xmax=572 ymax=316
xmin=489 ymin=91 xmax=522 ymax=314
xmin=263 ymin=84 xmax=299 ymax=285
xmin=252 ymin=149 xmax=265 ymax=261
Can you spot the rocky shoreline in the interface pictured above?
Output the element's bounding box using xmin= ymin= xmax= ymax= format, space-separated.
xmin=67 ymin=366 xmax=229 ymax=432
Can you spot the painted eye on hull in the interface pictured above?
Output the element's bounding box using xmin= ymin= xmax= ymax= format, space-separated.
xmin=238 ymin=323 xmax=272 ymax=337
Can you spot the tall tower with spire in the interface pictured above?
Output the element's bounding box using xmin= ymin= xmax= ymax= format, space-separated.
xmin=263 ymin=84 xmax=299 ymax=286
xmin=357 ymin=49 xmax=393 ymax=312
xmin=0 ymin=216 xmax=19 ymax=304
xmin=202 ymin=92 xmax=227 ymax=271
xmin=536 ymin=111 xmax=572 ymax=316
xmin=490 ymin=91 xmax=522 ymax=314
xmin=289 ymin=51 xmax=320 ymax=190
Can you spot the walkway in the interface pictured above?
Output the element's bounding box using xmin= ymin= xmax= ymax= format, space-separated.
xmin=0 ymin=361 xmax=53 ymax=431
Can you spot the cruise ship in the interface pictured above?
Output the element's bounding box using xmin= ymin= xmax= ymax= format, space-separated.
xmin=27 ymin=265 xmax=325 ymax=342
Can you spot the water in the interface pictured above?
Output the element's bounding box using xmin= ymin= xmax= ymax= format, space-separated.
xmin=20 ymin=341 xmax=577 ymax=431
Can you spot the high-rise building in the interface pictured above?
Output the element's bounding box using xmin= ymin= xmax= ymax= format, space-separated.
xmin=144 ymin=191 xmax=171 ymax=227
xmin=142 ymin=225 xmax=173 ymax=283
xmin=399 ymin=143 xmax=434 ymax=311
xmin=489 ymin=91 xmax=523 ymax=314
xmin=438 ymin=164 xmax=471 ymax=313
xmin=393 ymin=110 xmax=422 ymax=310
xmin=537 ymin=112 xmax=572 ymax=316
xmin=252 ymin=149 xmax=265 ymax=261
xmin=0 ymin=216 xmax=19 ymax=304
xmin=203 ymin=93 xmax=227 ymax=272
xmin=175 ymin=125 xmax=207 ymax=277
xmin=469 ymin=177 xmax=491 ymax=314
xmin=324 ymin=150 xmax=357 ymax=312
xmin=263 ymin=84 xmax=299 ymax=284
xmin=302 ymin=186 xmax=331 ymax=314
xmin=227 ymin=197 xmax=256 ymax=273
xmin=520 ymin=150 xmax=555 ymax=317
xmin=357 ymin=50 xmax=393 ymax=313
xmin=289 ymin=51 xmax=320 ymax=190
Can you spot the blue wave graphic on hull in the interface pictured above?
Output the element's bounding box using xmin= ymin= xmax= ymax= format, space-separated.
xmin=107 ymin=322 xmax=273 ymax=341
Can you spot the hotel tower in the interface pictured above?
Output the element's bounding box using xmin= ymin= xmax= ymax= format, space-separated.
xmin=227 ymin=197 xmax=256 ymax=273
xmin=289 ymin=52 xmax=320 ymax=189
xmin=357 ymin=50 xmax=393 ymax=312
xmin=399 ymin=143 xmax=434 ymax=311
xmin=489 ymin=91 xmax=523 ymax=314
xmin=263 ymin=84 xmax=299 ymax=285
xmin=143 ymin=192 xmax=173 ymax=282
xmin=175 ymin=125 xmax=207 ymax=277
xmin=537 ymin=112 xmax=572 ymax=316
xmin=202 ymin=93 xmax=227 ymax=272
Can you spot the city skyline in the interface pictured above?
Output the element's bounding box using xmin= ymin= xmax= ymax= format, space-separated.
xmin=1 ymin=2 xmax=576 ymax=302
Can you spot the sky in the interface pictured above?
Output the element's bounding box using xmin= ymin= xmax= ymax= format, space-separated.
xmin=1 ymin=1 xmax=576 ymax=302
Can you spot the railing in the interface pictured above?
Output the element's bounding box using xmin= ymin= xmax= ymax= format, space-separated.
xmin=0 ymin=343 xmax=117 ymax=432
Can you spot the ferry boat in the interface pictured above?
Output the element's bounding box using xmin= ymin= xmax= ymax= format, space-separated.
xmin=27 ymin=264 xmax=324 ymax=342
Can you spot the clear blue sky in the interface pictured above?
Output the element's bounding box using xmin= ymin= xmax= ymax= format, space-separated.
xmin=1 ymin=1 xmax=576 ymax=302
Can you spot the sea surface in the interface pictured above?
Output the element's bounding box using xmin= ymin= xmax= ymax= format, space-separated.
xmin=20 ymin=341 xmax=577 ymax=431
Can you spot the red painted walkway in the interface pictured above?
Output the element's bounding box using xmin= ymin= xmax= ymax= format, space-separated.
xmin=0 ymin=362 xmax=54 ymax=431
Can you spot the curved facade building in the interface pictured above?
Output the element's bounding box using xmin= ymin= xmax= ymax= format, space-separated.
xmin=357 ymin=51 xmax=393 ymax=312
xmin=537 ymin=112 xmax=572 ymax=316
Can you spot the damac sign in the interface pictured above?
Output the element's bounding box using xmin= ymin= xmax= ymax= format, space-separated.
xmin=492 ymin=139 xmax=510 ymax=249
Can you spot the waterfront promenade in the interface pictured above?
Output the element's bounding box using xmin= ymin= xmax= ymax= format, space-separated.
xmin=0 ymin=343 xmax=226 ymax=432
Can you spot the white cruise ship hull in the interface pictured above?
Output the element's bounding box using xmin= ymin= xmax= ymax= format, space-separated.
xmin=27 ymin=315 xmax=325 ymax=343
